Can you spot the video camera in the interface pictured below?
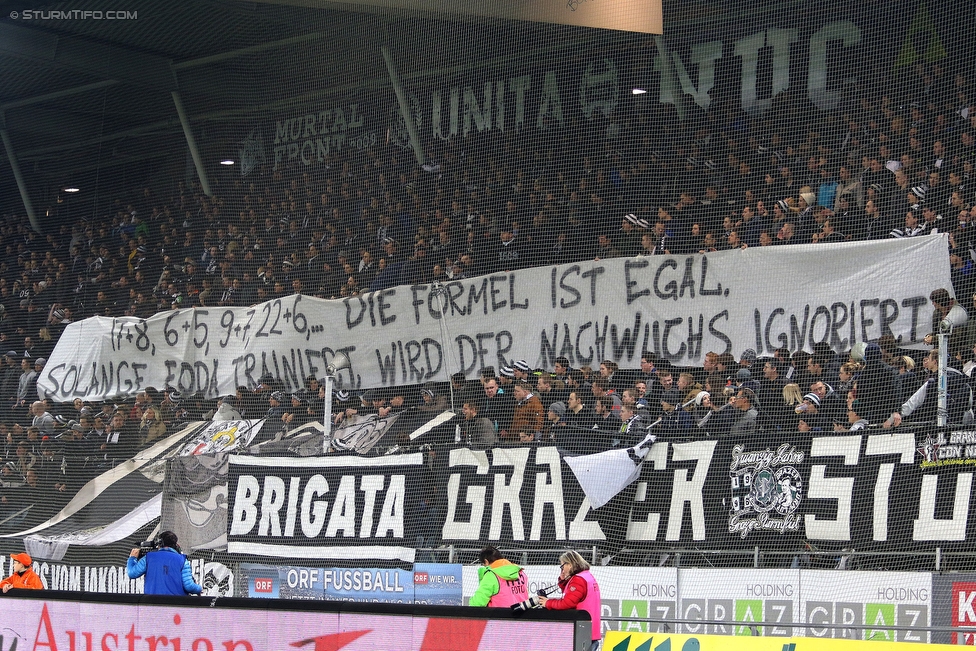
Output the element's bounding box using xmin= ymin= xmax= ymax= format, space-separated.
xmin=510 ymin=584 xmax=558 ymax=612
xmin=136 ymin=539 xmax=159 ymax=559
xmin=136 ymin=531 xmax=181 ymax=558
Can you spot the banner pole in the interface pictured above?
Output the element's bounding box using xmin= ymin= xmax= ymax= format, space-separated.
xmin=323 ymin=374 xmax=334 ymax=453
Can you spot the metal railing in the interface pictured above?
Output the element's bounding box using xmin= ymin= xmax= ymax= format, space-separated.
xmin=415 ymin=545 xmax=975 ymax=572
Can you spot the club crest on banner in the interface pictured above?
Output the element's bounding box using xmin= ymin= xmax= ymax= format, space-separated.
xmin=729 ymin=443 xmax=804 ymax=539
xmin=918 ymin=430 xmax=976 ymax=467
xmin=238 ymin=128 xmax=265 ymax=177
xmin=180 ymin=420 xmax=265 ymax=456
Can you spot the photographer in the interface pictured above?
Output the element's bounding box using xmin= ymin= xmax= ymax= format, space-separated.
xmin=126 ymin=531 xmax=202 ymax=596
xmin=469 ymin=545 xmax=528 ymax=607
xmin=537 ymin=551 xmax=602 ymax=651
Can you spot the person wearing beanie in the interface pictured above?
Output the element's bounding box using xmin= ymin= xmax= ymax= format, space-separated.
xmin=512 ymin=360 xmax=532 ymax=382
xmin=543 ymin=401 xmax=568 ymax=442
xmin=794 ymin=391 xmax=826 ymax=432
xmin=907 ymin=185 xmax=926 ymax=210
xmin=418 ymin=383 xmax=449 ymax=413
xmin=617 ymin=214 xmax=647 ymax=257
xmin=127 ymin=530 xmax=202 ymax=596
xmin=497 ymin=366 xmax=516 ymax=392
xmin=1 ymin=552 xmax=43 ymax=592
xmin=738 ymin=349 xmax=758 ymax=369
xmin=281 ymin=393 xmax=314 ymax=429
xmin=266 ymin=391 xmax=286 ymax=423
xmin=800 ymin=392 xmax=822 ymax=408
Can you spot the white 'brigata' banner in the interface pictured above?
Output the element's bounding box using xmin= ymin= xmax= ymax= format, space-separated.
xmin=38 ymin=235 xmax=951 ymax=401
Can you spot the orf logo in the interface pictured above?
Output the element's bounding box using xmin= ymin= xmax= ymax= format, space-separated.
xmin=952 ymin=582 xmax=976 ymax=644
xmin=254 ymin=578 xmax=274 ymax=593
xmin=414 ymin=572 xmax=429 ymax=584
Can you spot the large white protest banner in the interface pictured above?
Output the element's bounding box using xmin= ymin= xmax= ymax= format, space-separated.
xmin=38 ymin=236 xmax=950 ymax=401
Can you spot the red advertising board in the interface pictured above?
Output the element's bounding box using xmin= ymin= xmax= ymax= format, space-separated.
xmin=953 ymin=582 xmax=976 ymax=644
xmin=1 ymin=592 xmax=587 ymax=651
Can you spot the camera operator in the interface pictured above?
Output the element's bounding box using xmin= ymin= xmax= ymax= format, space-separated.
xmin=537 ymin=551 xmax=602 ymax=651
xmin=126 ymin=531 xmax=202 ymax=596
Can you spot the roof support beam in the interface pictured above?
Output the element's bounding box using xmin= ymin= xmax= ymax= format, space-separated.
xmin=381 ymin=45 xmax=425 ymax=167
xmin=173 ymin=32 xmax=333 ymax=70
xmin=0 ymin=80 xmax=120 ymax=111
xmin=0 ymin=116 xmax=40 ymax=233
xmin=171 ymin=91 xmax=213 ymax=198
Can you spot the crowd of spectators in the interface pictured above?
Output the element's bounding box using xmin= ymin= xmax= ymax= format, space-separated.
xmin=3 ymin=74 xmax=976 ymax=325
xmin=437 ymin=323 xmax=976 ymax=454
xmin=1 ymin=61 xmax=976 ymax=525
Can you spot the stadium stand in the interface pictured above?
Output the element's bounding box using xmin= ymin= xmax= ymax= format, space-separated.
xmin=1 ymin=3 xmax=976 ymax=635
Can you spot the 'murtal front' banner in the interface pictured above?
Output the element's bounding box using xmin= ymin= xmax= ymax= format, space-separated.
xmin=38 ymin=236 xmax=949 ymax=400
xmin=226 ymin=454 xmax=424 ymax=563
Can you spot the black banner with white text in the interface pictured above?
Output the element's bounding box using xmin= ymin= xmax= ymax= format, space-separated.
xmin=436 ymin=428 xmax=976 ymax=551
xmin=226 ymin=453 xmax=425 ymax=563
xmin=223 ymin=428 xmax=976 ymax=560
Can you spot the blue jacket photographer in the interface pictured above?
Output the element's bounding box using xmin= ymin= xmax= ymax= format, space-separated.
xmin=126 ymin=531 xmax=203 ymax=596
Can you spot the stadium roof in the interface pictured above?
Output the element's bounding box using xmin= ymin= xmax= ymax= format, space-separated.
xmin=0 ymin=1 xmax=366 ymax=214
xmin=0 ymin=0 xmax=723 ymax=222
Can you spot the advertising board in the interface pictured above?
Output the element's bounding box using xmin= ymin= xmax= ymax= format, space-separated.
xmin=0 ymin=593 xmax=586 ymax=651
xmin=605 ymin=631 xmax=957 ymax=650
xmin=464 ymin=566 xmax=931 ymax=641
xmin=240 ymin=562 xmax=462 ymax=604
